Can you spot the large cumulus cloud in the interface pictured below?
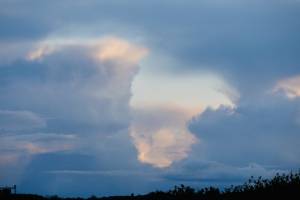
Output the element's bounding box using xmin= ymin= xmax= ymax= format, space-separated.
xmin=0 ymin=36 xmax=148 ymax=195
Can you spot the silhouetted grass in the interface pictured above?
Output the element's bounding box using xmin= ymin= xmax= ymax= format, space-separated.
xmin=1 ymin=171 xmax=300 ymax=200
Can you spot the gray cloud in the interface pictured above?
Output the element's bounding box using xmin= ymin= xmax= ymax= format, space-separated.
xmin=0 ymin=37 xmax=146 ymax=192
xmin=189 ymin=95 xmax=300 ymax=168
xmin=161 ymin=159 xmax=289 ymax=192
xmin=0 ymin=110 xmax=46 ymax=131
xmin=0 ymin=42 xmax=136 ymax=134
xmin=1 ymin=0 xmax=300 ymax=94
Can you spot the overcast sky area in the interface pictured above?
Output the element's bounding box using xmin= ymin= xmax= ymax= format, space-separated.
xmin=1 ymin=0 xmax=300 ymax=197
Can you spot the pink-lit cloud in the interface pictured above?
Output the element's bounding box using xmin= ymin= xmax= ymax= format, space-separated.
xmin=274 ymin=75 xmax=300 ymax=99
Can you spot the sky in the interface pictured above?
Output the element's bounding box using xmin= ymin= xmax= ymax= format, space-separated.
xmin=0 ymin=0 xmax=300 ymax=197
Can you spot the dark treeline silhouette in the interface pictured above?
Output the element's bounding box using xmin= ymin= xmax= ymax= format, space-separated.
xmin=1 ymin=171 xmax=300 ymax=200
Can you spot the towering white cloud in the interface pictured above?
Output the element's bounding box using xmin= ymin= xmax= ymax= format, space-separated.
xmin=130 ymin=70 xmax=237 ymax=168
xmin=130 ymin=106 xmax=197 ymax=168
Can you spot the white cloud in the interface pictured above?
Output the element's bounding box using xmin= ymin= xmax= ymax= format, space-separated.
xmin=130 ymin=115 xmax=197 ymax=168
xmin=26 ymin=36 xmax=148 ymax=64
xmin=130 ymin=70 xmax=237 ymax=168
xmin=26 ymin=44 xmax=56 ymax=61
xmin=274 ymin=75 xmax=300 ymax=99
xmin=25 ymin=35 xmax=237 ymax=169
xmin=93 ymin=37 xmax=148 ymax=65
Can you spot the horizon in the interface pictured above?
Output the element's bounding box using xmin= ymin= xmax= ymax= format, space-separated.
xmin=0 ymin=0 xmax=300 ymax=197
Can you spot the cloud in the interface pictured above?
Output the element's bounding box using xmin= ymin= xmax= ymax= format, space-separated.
xmin=131 ymin=71 xmax=236 ymax=113
xmin=129 ymin=71 xmax=236 ymax=168
xmin=0 ymin=133 xmax=77 ymax=185
xmin=0 ymin=36 xmax=146 ymax=133
xmin=0 ymin=133 xmax=77 ymax=171
xmin=0 ymin=110 xmax=46 ymax=131
xmin=0 ymin=133 xmax=76 ymax=155
xmin=274 ymin=75 xmax=300 ymax=99
xmin=11 ymin=145 xmax=154 ymax=197
xmin=0 ymin=36 xmax=148 ymax=186
xmin=1 ymin=0 xmax=300 ymax=196
xmin=26 ymin=36 xmax=148 ymax=63
xmin=26 ymin=44 xmax=56 ymax=61
xmin=130 ymin=106 xmax=197 ymax=168
xmin=93 ymin=37 xmax=148 ymax=65
xmin=164 ymin=160 xmax=288 ymax=185
xmin=45 ymin=169 xmax=151 ymax=176
xmin=189 ymin=94 xmax=300 ymax=168
xmin=0 ymin=33 xmax=239 ymax=171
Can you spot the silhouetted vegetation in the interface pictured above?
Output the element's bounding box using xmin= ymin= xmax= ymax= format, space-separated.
xmin=1 ymin=171 xmax=300 ymax=200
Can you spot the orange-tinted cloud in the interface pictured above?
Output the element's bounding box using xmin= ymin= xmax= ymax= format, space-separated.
xmin=130 ymin=72 xmax=237 ymax=168
xmin=93 ymin=37 xmax=148 ymax=65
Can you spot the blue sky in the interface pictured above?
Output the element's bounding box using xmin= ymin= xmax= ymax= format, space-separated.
xmin=0 ymin=0 xmax=300 ymax=197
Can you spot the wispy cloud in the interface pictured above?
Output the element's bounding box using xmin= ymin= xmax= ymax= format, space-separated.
xmin=0 ymin=110 xmax=46 ymax=131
